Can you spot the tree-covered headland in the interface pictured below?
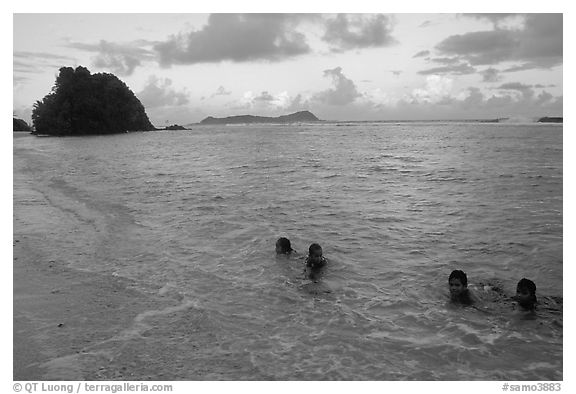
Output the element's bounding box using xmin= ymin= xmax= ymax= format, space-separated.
xmin=32 ymin=66 xmax=155 ymax=136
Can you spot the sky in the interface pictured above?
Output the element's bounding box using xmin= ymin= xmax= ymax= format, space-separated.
xmin=13 ymin=10 xmax=563 ymax=126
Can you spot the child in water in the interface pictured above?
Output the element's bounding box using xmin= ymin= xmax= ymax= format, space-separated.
xmin=304 ymin=243 xmax=327 ymax=281
xmin=448 ymin=270 xmax=476 ymax=305
xmin=275 ymin=237 xmax=294 ymax=255
xmin=515 ymin=278 xmax=537 ymax=311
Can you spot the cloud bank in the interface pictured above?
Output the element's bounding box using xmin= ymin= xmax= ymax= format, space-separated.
xmin=435 ymin=14 xmax=562 ymax=70
xmin=67 ymin=40 xmax=155 ymax=76
xmin=154 ymin=14 xmax=312 ymax=66
xmin=138 ymin=76 xmax=190 ymax=108
xmin=314 ymin=67 xmax=361 ymax=105
xmin=322 ymin=14 xmax=397 ymax=51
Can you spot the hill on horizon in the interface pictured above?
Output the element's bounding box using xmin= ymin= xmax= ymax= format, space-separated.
xmin=199 ymin=110 xmax=320 ymax=125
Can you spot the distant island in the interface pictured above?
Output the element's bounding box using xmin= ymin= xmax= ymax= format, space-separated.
xmin=537 ymin=117 xmax=563 ymax=123
xmin=31 ymin=66 xmax=155 ymax=136
xmin=163 ymin=124 xmax=188 ymax=130
xmin=199 ymin=110 xmax=320 ymax=125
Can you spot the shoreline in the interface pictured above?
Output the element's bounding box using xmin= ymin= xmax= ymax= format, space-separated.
xmin=13 ymin=145 xmax=182 ymax=380
xmin=13 ymin=233 xmax=181 ymax=380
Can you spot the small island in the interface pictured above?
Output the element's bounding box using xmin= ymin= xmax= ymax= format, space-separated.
xmin=163 ymin=124 xmax=188 ymax=131
xmin=31 ymin=66 xmax=155 ymax=136
xmin=200 ymin=110 xmax=320 ymax=125
xmin=537 ymin=117 xmax=563 ymax=123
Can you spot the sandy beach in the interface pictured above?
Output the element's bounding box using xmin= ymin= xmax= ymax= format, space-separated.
xmin=13 ymin=235 xmax=259 ymax=380
xmin=13 ymin=195 xmax=188 ymax=381
xmin=13 ymin=244 xmax=180 ymax=380
xmin=13 ymin=139 xmax=181 ymax=380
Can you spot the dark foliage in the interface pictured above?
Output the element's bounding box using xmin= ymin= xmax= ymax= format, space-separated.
xmin=13 ymin=117 xmax=32 ymax=132
xmin=164 ymin=124 xmax=188 ymax=130
xmin=31 ymin=66 xmax=156 ymax=136
xmin=537 ymin=117 xmax=563 ymax=123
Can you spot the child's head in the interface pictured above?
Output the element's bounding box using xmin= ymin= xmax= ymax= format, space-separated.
xmin=275 ymin=237 xmax=293 ymax=255
xmin=307 ymin=243 xmax=323 ymax=265
xmin=516 ymin=278 xmax=537 ymax=309
xmin=448 ymin=270 xmax=468 ymax=299
xmin=308 ymin=243 xmax=322 ymax=257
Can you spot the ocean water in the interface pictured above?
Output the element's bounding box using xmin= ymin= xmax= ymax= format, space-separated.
xmin=13 ymin=122 xmax=562 ymax=380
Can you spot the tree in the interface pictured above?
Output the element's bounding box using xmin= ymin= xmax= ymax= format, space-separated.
xmin=32 ymin=66 xmax=156 ymax=135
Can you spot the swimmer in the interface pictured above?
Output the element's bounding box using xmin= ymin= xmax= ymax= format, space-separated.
xmin=304 ymin=243 xmax=327 ymax=281
xmin=448 ymin=270 xmax=476 ymax=306
xmin=275 ymin=237 xmax=294 ymax=255
xmin=305 ymin=243 xmax=327 ymax=269
xmin=515 ymin=278 xmax=537 ymax=311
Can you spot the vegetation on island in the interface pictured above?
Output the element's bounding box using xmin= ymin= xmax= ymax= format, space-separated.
xmin=31 ymin=66 xmax=155 ymax=136
xmin=200 ymin=110 xmax=320 ymax=125
xmin=163 ymin=124 xmax=188 ymax=130
xmin=537 ymin=117 xmax=563 ymax=123
xmin=13 ymin=117 xmax=32 ymax=132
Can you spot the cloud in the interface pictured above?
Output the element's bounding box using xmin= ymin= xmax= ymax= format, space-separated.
xmin=360 ymin=88 xmax=395 ymax=107
xmin=13 ymin=51 xmax=78 ymax=74
xmin=313 ymin=67 xmax=361 ymax=105
xmin=462 ymin=86 xmax=561 ymax=118
xmin=253 ymin=91 xmax=275 ymax=102
xmin=13 ymin=105 xmax=33 ymax=124
xmin=375 ymin=86 xmax=561 ymax=121
xmin=154 ymin=14 xmax=311 ymax=66
xmin=495 ymin=82 xmax=535 ymax=98
xmin=283 ymin=93 xmax=312 ymax=113
xmin=227 ymin=67 xmax=562 ymax=122
xmin=502 ymin=64 xmax=536 ymax=72
xmin=13 ymin=60 xmax=42 ymax=74
xmin=418 ymin=63 xmax=476 ymax=75
xmin=408 ymin=75 xmax=455 ymax=104
xmin=481 ymin=68 xmax=502 ymax=83
xmin=435 ymin=14 xmax=562 ymax=70
xmin=464 ymin=13 xmax=521 ymax=27
xmin=13 ymin=75 xmax=29 ymax=83
xmin=435 ymin=30 xmax=518 ymax=65
xmin=14 ymin=51 xmax=76 ymax=61
xmin=307 ymin=64 xmax=562 ymax=121
xmin=413 ymin=50 xmax=430 ymax=58
xmin=68 ymin=40 xmax=155 ymax=76
xmin=429 ymin=57 xmax=460 ymax=65
xmin=232 ymin=90 xmax=300 ymax=113
xmin=322 ymin=14 xmax=397 ymax=51
xmin=137 ymin=76 xmax=190 ymax=108
xmin=210 ymin=86 xmax=232 ymax=98
xmin=497 ymin=82 xmax=533 ymax=91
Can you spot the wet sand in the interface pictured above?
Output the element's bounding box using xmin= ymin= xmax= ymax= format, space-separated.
xmin=13 ymin=141 xmax=264 ymax=380
xmin=13 ymin=234 xmax=262 ymax=380
xmin=12 ymin=141 xmax=182 ymax=380
xmin=13 ymin=242 xmax=179 ymax=380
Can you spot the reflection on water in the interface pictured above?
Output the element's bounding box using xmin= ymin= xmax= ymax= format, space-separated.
xmin=13 ymin=122 xmax=562 ymax=380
